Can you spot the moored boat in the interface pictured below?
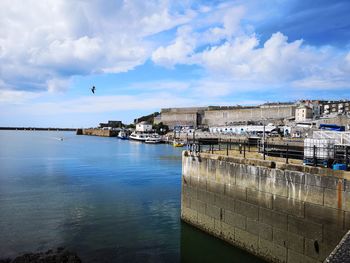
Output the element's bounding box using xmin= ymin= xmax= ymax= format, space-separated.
xmin=145 ymin=134 xmax=162 ymax=144
xmin=129 ymin=132 xmax=149 ymax=142
xmin=173 ymin=140 xmax=185 ymax=147
xmin=118 ymin=130 xmax=129 ymax=140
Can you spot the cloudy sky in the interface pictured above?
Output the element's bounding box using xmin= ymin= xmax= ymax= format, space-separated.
xmin=0 ymin=0 xmax=350 ymax=127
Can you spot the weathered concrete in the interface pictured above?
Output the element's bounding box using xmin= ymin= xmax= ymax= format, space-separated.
xmin=203 ymin=105 xmax=296 ymax=126
xmin=79 ymin=128 xmax=118 ymax=137
xmin=325 ymin=230 xmax=350 ymax=263
xmin=159 ymin=107 xmax=207 ymax=129
xmin=181 ymin=152 xmax=350 ymax=263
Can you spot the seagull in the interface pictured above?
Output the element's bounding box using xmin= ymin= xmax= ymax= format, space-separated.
xmin=91 ymin=86 xmax=96 ymax=94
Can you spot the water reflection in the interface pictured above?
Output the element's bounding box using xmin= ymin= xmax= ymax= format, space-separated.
xmin=0 ymin=131 xmax=264 ymax=262
xmin=181 ymin=222 xmax=266 ymax=263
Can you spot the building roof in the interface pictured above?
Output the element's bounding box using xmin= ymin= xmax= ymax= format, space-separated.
xmin=297 ymin=105 xmax=312 ymax=110
xmin=138 ymin=121 xmax=151 ymax=125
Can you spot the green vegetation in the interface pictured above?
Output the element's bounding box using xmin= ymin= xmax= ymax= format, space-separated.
xmin=153 ymin=122 xmax=169 ymax=135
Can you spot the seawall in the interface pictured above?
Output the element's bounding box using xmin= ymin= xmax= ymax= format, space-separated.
xmin=77 ymin=128 xmax=118 ymax=137
xmin=181 ymin=152 xmax=350 ymax=263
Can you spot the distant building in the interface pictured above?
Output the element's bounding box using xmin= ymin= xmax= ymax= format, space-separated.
xmin=319 ymin=100 xmax=350 ymax=116
xmin=295 ymin=105 xmax=313 ymax=122
xmin=136 ymin=121 xmax=153 ymax=132
xmin=298 ymin=100 xmax=321 ymax=118
xmin=209 ymin=125 xmax=278 ymax=135
xmin=99 ymin=120 xmax=122 ymax=129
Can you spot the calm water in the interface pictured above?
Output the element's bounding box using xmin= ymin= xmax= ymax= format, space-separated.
xmin=0 ymin=131 xmax=264 ymax=262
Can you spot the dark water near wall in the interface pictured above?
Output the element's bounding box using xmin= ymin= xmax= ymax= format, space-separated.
xmin=0 ymin=131 xmax=264 ymax=262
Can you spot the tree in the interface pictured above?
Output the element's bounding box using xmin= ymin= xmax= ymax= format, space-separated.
xmin=125 ymin=123 xmax=135 ymax=129
xmin=153 ymin=122 xmax=169 ymax=135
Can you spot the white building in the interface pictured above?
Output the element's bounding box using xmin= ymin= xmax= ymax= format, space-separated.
xmin=295 ymin=105 xmax=313 ymax=122
xmin=136 ymin=121 xmax=153 ymax=132
xmin=209 ymin=125 xmax=277 ymax=135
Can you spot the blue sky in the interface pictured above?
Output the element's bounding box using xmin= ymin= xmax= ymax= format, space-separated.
xmin=0 ymin=0 xmax=349 ymax=127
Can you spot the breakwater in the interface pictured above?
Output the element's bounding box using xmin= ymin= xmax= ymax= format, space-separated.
xmin=0 ymin=127 xmax=75 ymax=131
xmin=76 ymin=128 xmax=118 ymax=137
xmin=181 ymin=152 xmax=350 ymax=263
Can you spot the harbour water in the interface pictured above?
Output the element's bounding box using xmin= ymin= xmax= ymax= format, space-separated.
xmin=0 ymin=131 xmax=264 ymax=262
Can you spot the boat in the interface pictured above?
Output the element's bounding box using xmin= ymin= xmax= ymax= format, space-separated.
xmin=118 ymin=130 xmax=129 ymax=140
xmin=129 ymin=132 xmax=149 ymax=142
xmin=145 ymin=134 xmax=162 ymax=144
xmin=173 ymin=140 xmax=185 ymax=147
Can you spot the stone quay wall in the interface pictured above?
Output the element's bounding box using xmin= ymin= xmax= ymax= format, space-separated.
xmin=181 ymin=152 xmax=350 ymax=263
xmin=80 ymin=128 xmax=118 ymax=137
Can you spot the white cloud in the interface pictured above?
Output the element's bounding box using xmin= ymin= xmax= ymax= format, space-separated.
xmin=1 ymin=0 xmax=349 ymax=104
xmin=151 ymin=26 xmax=196 ymax=68
xmin=47 ymin=78 xmax=71 ymax=93
xmin=10 ymin=94 xmax=197 ymax=115
xmin=0 ymin=0 xmax=194 ymax=92
xmin=128 ymin=81 xmax=191 ymax=91
xmin=0 ymin=89 xmax=42 ymax=104
xmin=153 ymin=27 xmax=350 ymax=90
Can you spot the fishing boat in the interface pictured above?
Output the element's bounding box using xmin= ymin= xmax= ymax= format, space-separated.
xmin=118 ymin=130 xmax=129 ymax=140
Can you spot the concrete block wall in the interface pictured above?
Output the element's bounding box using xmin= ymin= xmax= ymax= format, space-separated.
xmin=160 ymin=112 xmax=198 ymax=129
xmin=203 ymin=106 xmax=295 ymax=126
xmin=181 ymin=152 xmax=350 ymax=263
xmin=82 ymin=128 xmax=118 ymax=137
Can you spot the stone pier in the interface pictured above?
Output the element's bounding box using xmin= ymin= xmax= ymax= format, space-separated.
xmin=77 ymin=128 xmax=118 ymax=137
xmin=181 ymin=152 xmax=350 ymax=263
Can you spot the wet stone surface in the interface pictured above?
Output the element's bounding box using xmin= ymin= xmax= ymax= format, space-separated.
xmin=325 ymin=231 xmax=350 ymax=263
xmin=0 ymin=248 xmax=82 ymax=263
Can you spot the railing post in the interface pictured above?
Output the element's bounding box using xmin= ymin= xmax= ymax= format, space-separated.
xmin=230 ymin=138 xmax=232 ymax=150
xmin=313 ymin=145 xmax=317 ymax=167
xmin=239 ymin=144 xmax=242 ymax=154
xmin=226 ymin=142 xmax=229 ymax=156
xmin=211 ymin=144 xmax=214 ymax=154
xmin=286 ymin=144 xmax=289 ymax=164
xmin=243 ymin=142 xmax=246 ymax=158
xmin=263 ymin=141 xmax=266 ymax=160
xmin=346 ymin=146 xmax=349 ymax=170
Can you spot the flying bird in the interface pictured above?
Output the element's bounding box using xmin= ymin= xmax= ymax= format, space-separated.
xmin=91 ymin=86 xmax=96 ymax=94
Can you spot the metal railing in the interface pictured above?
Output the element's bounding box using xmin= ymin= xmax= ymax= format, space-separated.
xmin=186 ymin=138 xmax=349 ymax=169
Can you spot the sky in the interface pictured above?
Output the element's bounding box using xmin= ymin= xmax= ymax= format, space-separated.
xmin=0 ymin=0 xmax=350 ymax=127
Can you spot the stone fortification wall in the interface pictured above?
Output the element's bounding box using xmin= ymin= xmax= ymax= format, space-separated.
xmin=181 ymin=152 xmax=350 ymax=263
xmin=161 ymin=112 xmax=198 ymax=128
xmin=81 ymin=128 xmax=118 ymax=137
xmin=161 ymin=107 xmax=207 ymax=113
xmin=203 ymin=106 xmax=296 ymax=126
xmin=160 ymin=107 xmax=207 ymax=129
